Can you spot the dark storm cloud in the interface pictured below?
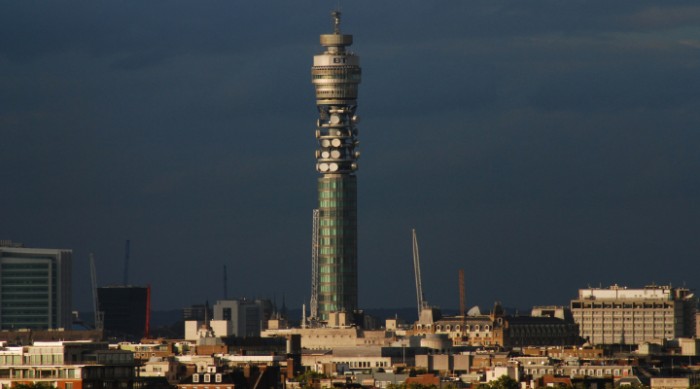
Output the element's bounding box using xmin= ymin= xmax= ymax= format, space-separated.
xmin=1 ymin=1 xmax=699 ymax=314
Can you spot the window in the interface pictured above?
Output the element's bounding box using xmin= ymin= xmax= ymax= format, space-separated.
xmin=193 ymin=374 xmax=200 ymax=383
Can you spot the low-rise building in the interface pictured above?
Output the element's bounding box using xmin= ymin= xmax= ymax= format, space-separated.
xmin=651 ymin=377 xmax=691 ymax=389
xmin=0 ymin=341 xmax=135 ymax=389
xmin=412 ymin=304 xmax=581 ymax=348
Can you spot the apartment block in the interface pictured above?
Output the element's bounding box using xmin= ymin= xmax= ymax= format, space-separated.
xmin=0 ymin=242 xmax=72 ymax=330
xmin=571 ymin=285 xmax=697 ymax=345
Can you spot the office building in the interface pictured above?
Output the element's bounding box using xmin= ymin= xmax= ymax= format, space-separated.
xmin=0 ymin=241 xmax=72 ymax=330
xmin=571 ymin=284 xmax=697 ymax=345
xmin=208 ymin=298 xmax=272 ymax=338
xmin=310 ymin=11 xmax=362 ymax=321
xmin=98 ymin=285 xmax=150 ymax=340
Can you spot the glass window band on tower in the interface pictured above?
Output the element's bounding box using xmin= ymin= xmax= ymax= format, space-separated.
xmin=317 ymin=175 xmax=357 ymax=316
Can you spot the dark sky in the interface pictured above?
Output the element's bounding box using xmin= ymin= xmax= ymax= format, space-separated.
xmin=2 ymin=1 xmax=700 ymax=316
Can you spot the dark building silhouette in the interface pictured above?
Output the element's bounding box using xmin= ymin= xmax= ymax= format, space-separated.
xmin=183 ymin=303 xmax=212 ymax=321
xmin=98 ymin=285 xmax=149 ymax=340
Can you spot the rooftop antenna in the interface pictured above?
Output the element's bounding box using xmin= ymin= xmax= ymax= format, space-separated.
xmin=332 ymin=10 xmax=341 ymax=34
xmin=123 ymin=239 xmax=130 ymax=286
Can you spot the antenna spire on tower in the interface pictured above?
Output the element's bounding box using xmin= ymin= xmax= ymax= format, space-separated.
xmin=332 ymin=11 xmax=341 ymax=34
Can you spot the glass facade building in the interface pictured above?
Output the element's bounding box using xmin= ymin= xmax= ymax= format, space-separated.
xmin=0 ymin=246 xmax=72 ymax=330
xmin=98 ymin=285 xmax=149 ymax=340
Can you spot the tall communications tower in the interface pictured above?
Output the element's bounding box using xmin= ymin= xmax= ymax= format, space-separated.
xmin=311 ymin=11 xmax=362 ymax=320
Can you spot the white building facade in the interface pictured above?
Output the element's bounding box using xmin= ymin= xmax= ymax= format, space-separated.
xmin=571 ymin=285 xmax=697 ymax=345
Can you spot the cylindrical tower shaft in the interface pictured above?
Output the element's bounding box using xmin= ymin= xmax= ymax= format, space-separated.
xmin=311 ymin=11 xmax=361 ymax=321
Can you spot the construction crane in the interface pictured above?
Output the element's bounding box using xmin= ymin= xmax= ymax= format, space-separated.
xmin=412 ymin=229 xmax=426 ymax=319
xmin=459 ymin=269 xmax=467 ymax=340
xmin=89 ymin=253 xmax=104 ymax=331
xmin=310 ymin=209 xmax=320 ymax=320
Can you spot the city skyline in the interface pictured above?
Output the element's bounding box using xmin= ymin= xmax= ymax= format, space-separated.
xmin=1 ymin=1 xmax=699 ymax=312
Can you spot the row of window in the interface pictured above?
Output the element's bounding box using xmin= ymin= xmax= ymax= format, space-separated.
xmin=2 ymin=302 xmax=48 ymax=308
xmin=573 ymin=304 xmax=673 ymax=309
xmin=319 ymin=238 xmax=357 ymax=246
xmin=318 ymin=180 xmax=356 ymax=189
xmin=319 ymin=275 xmax=356 ymax=283
xmin=524 ymin=368 xmax=629 ymax=377
xmin=312 ymin=67 xmax=361 ymax=75
xmin=0 ymin=367 xmax=76 ymax=378
xmin=319 ymin=200 xmax=356 ymax=208
xmin=583 ymin=323 xmax=674 ymax=328
xmin=319 ymin=210 xmax=355 ymax=218
xmin=316 ymin=90 xmax=357 ymax=97
xmin=337 ymin=360 xmax=388 ymax=368
xmin=419 ymin=323 xmax=490 ymax=331
xmin=582 ymin=317 xmax=675 ymax=321
xmin=1 ymin=309 xmax=49 ymax=315
xmin=192 ymin=373 xmax=222 ymax=383
xmin=319 ymin=219 xmax=355 ymax=227
xmin=1 ymin=264 xmax=50 ymax=270
xmin=312 ymin=73 xmax=361 ymax=80
xmin=1 ymin=271 xmax=50 ymax=277
xmin=1 ymin=294 xmax=51 ymax=300
xmin=2 ymin=279 xmax=49 ymax=285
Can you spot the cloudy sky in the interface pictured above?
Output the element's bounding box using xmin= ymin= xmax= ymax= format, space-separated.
xmin=2 ymin=1 xmax=699 ymax=316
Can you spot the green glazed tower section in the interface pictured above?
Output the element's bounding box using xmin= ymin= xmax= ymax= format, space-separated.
xmin=312 ymin=12 xmax=361 ymax=320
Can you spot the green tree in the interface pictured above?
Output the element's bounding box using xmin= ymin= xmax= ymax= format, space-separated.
xmin=294 ymin=370 xmax=325 ymax=389
xmin=479 ymin=376 xmax=519 ymax=389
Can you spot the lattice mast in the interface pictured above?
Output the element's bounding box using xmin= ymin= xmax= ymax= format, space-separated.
xmin=310 ymin=209 xmax=320 ymax=319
